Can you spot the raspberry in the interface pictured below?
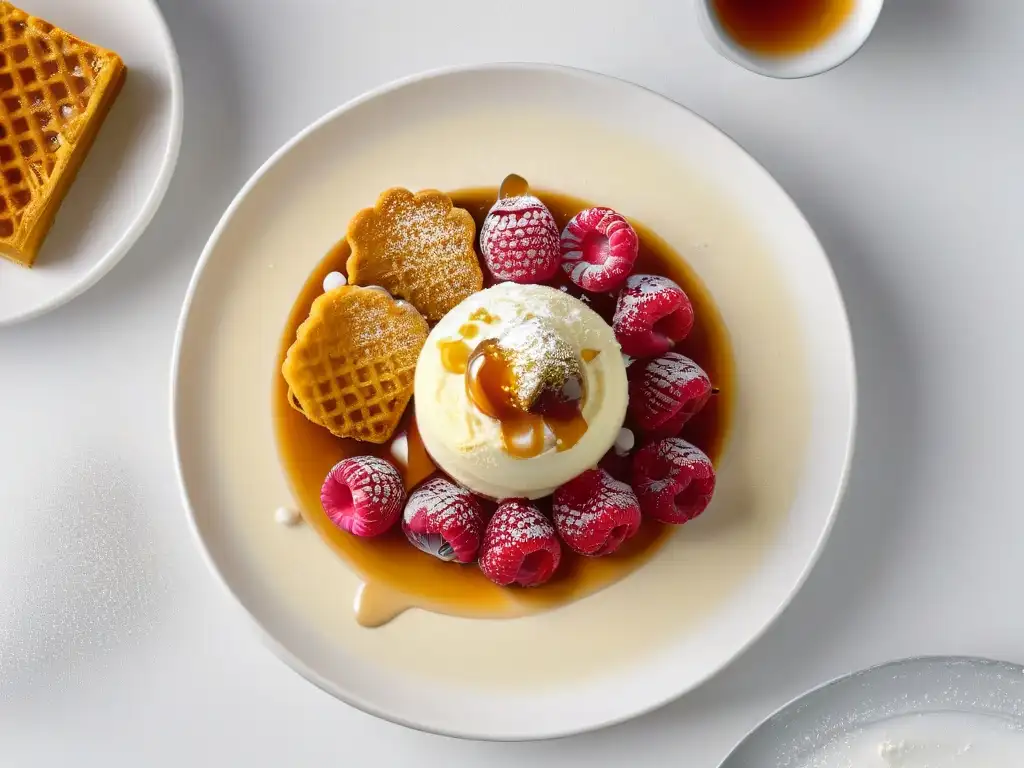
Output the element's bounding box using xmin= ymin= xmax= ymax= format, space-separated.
xmin=478 ymin=500 xmax=561 ymax=587
xmin=480 ymin=195 xmax=560 ymax=283
xmin=402 ymin=477 xmax=486 ymax=563
xmin=612 ymin=274 xmax=695 ymax=358
xmin=552 ymin=469 xmax=641 ymax=556
xmin=632 ymin=438 xmax=716 ymax=524
xmin=560 ymin=207 xmax=639 ymax=293
xmin=628 ymin=352 xmax=712 ymax=438
xmin=320 ymin=456 xmax=405 ymax=537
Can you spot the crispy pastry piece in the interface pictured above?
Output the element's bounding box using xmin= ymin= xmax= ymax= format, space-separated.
xmin=0 ymin=4 xmax=126 ymax=266
xmin=346 ymin=187 xmax=482 ymax=322
xmin=282 ymin=285 xmax=428 ymax=443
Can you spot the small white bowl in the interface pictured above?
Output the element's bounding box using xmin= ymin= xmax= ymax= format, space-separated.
xmin=696 ymin=0 xmax=884 ymax=79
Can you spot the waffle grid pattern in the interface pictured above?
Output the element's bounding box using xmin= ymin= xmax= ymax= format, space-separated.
xmin=287 ymin=344 xmax=415 ymax=443
xmin=0 ymin=3 xmax=118 ymax=240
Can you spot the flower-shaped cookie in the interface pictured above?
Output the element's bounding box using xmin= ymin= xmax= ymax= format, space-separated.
xmin=346 ymin=188 xmax=483 ymax=322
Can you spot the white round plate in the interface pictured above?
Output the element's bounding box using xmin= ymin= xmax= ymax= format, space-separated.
xmin=719 ymin=657 xmax=1024 ymax=767
xmin=172 ymin=64 xmax=856 ymax=740
xmin=0 ymin=0 xmax=182 ymax=325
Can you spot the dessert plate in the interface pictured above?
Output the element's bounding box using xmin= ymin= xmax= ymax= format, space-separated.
xmin=0 ymin=0 xmax=183 ymax=325
xmin=172 ymin=64 xmax=856 ymax=740
xmin=719 ymin=657 xmax=1024 ymax=767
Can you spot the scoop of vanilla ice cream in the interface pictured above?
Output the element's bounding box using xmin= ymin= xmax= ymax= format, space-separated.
xmin=414 ymin=283 xmax=628 ymax=500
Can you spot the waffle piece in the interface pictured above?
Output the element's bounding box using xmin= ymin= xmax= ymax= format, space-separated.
xmin=282 ymin=286 xmax=429 ymax=443
xmin=0 ymin=4 xmax=126 ymax=267
xmin=346 ymin=188 xmax=483 ymax=322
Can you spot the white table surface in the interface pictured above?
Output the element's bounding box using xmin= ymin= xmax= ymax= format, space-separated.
xmin=2 ymin=0 xmax=1023 ymax=764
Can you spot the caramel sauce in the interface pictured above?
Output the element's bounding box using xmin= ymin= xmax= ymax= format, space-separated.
xmin=402 ymin=418 xmax=436 ymax=490
xmin=465 ymin=338 xmax=588 ymax=460
xmin=498 ymin=172 xmax=530 ymax=199
xmin=437 ymin=337 xmax=471 ymax=374
xmin=458 ymin=322 xmax=479 ymax=339
xmin=582 ymin=348 xmax=600 ymax=363
xmin=468 ymin=307 xmax=499 ymax=324
xmin=273 ymin=187 xmax=735 ymax=621
xmin=711 ymin=0 xmax=855 ymax=56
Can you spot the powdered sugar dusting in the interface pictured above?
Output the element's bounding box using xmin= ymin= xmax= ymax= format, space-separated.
xmin=285 ymin=286 xmax=427 ymax=442
xmin=642 ymin=353 xmax=709 ymax=411
xmin=349 ymin=457 xmax=403 ymax=507
xmin=627 ymin=273 xmax=683 ymax=295
xmin=635 ymin=437 xmax=713 ymax=497
xmin=347 ymin=188 xmax=482 ymax=321
xmin=479 ymin=500 xmax=562 ymax=586
xmin=560 ymin=207 xmax=639 ymax=292
xmin=404 ymin=477 xmax=479 ymax=528
xmin=658 ymin=438 xmax=711 ymax=470
xmin=487 ymin=501 xmax=555 ymax=546
xmin=340 ymin=288 xmax=428 ymax=354
xmin=612 ymin=273 xmax=696 ymax=358
xmin=614 ymin=274 xmax=683 ymax=327
xmin=630 ymin=352 xmax=712 ymax=434
xmin=552 ymin=469 xmax=641 ymax=555
xmin=402 ymin=477 xmax=485 ymax=563
xmin=494 ymin=317 xmax=583 ymax=411
xmin=555 ymin=471 xmax=637 ymax=533
xmin=322 ymin=456 xmax=405 ymax=536
xmin=480 ymin=195 xmax=560 ymax=282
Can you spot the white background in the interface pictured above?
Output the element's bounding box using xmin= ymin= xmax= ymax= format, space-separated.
xmin=2 ymin=0 xmax=1023 ymax=764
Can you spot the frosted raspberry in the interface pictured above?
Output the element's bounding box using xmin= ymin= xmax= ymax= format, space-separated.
xmin=402 ymin=477 xmax=486 ymax=563
xmin=612 ymin=274 xmax=695 ymax=358
xmin=480 ymin=195 xmax=560 ymax=283
xmin=560 ymin=207 xmax=639 ymax=293
xmin=628 ymin=352 xmax=712 ymax=438
xmin=320 ymin=456 xmax=405 ymax=537
xmin=478 ymin=500 xmax=561 ymax=587
xmin=552 ymin=469 xmax=641 ymax=556
xmin=632 ymin=438 xmax=715 ymax=524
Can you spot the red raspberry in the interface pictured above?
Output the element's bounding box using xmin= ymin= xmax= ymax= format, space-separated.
xmin=612 ymin=274 xmax=695 ymax=358
xmin=480 ymin=195 xmax=560 ymax=283
xmin=632 ymin=438 xmax=716 ymax=524
xmin=560 ymin=207 xmax=639 ymax=293
xmin=402 ymin=476 xmax=486 ymax=563
xmin=320 ymin=456 xmax=405 ymax=537
xmin=552 ymin=469 xmax=641 ymax=556
xmin=478 ymin=500 xmax=561 ymax=587
xmin=628 ymin=352 xmax=712 ymax=438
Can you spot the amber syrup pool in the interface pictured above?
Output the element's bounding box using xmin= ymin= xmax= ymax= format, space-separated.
xmin=273 ymin=186 xmax=735 ymax=621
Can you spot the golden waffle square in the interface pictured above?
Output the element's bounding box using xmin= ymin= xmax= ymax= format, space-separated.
xmin=282 ymin=286 xmax=429 ymax=443
xmin=0 ymin=4 xmax=126 ymax=267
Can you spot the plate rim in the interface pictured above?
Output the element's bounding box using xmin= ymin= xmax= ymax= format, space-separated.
xmin=716 ymin=655 xmax=1024 ymax=767
xmin=0 ymin=0 xmax=185 ymax=326
xmin=170 ymin=61 xmax=858 ymax=741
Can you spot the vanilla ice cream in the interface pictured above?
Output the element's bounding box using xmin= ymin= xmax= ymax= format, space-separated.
xmin=414 ymin=283 xmax=628 ymax=500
